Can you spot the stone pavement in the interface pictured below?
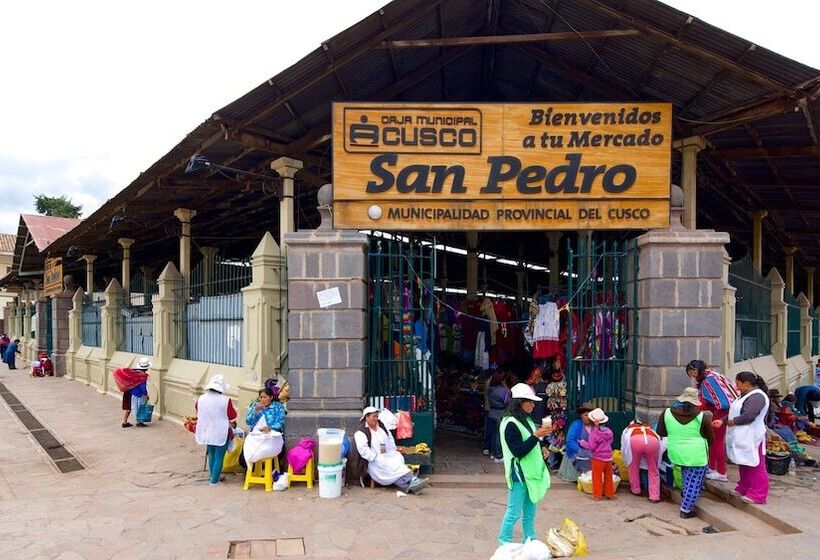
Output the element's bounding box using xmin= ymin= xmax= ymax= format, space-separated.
xmin=1 ymin=366 xmax=819 ymax=560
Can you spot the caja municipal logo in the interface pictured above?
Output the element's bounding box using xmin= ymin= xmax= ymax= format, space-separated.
xmin=343 ymin=106 xmax=482 ymax=155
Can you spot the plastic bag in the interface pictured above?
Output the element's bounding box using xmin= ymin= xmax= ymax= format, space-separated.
xmin=273 ymin=472 xmax=288 ymax=491
xmin=521 ymin=539 xmax=551 ymax=560
xmin=379 ymin=409 xmax=398 ymax=430
xmin=545 ymin=528 xmax=574 ymax=558
xmin=490 ymin=543 xmax=523 ymax=560
xmin=222 ymin=436 xmax=244 ymax=473
xmin=396 ymin=410 xmax=414 ymax=440
xmin=557 ymin=518 xmax=587 ymax=557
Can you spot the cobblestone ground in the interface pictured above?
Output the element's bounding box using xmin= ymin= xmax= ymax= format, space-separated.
xmin=1 ymin=367 xmax=818 ymax=559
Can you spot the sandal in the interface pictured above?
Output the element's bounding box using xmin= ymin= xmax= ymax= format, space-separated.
xmin=122 ymin=422 xmax=133 ymax=428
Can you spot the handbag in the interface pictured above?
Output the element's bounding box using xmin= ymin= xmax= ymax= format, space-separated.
xmin=136 ymin=402 xmax=154 ymax=423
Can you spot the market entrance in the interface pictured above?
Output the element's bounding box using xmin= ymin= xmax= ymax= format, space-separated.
xmin=364 ymin=230 xmax=639 ymax=473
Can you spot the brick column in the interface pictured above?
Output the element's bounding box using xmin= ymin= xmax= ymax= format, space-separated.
xmin=634 ymin=185 xmax=730 ymax=420
xmin=283 ymin=185 xmax=367 ymax=444
xmin=151 ymin=262 xmax=182 ymax=419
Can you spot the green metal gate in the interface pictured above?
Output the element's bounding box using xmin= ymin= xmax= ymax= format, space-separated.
xmin=566 ymin=237 xmax=638 ymax=445
xmin=366 ymin=233 xmax=436 ymax=450
xmin=44 ymin=297 xmax=53 ymax=356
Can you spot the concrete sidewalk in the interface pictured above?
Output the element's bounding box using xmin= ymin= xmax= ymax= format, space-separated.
xmin=1 ymin=366 xmax=818 ymax=559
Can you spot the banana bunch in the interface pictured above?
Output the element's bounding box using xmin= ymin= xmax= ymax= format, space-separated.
xmin=794 ymin=430 xmax=815 ymax=444
xmin=413 ymin=442 xmax=431 ymax=454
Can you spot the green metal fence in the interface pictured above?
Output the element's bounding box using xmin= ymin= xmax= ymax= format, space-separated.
xmin=566 ymin=236 xmax=638 ymax=445
xmin=785 ymin=290 xmax=800 ymax=358
xmin=366 ymin=233 xmax=436 ymax=448
xmin=728 ymin=257 xmax=771 ymax=361
xmin=117 ymin=273 xmax=158 ymax=355
xmin=810 ymin=306 xmax=818 ymax=356
xmin=81 ymin=297 xmax=103 ymax=347
xmin=173 ymin=257 xmax=255 ymax=367
xmin=44 ymin=297 xmax=53 ymax=355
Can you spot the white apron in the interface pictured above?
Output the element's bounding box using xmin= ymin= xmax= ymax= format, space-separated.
xmin=195 ymin=392 xmax=230 ymax=446
xmin=726 ymin=388 xmax=769 ymax=467
xmin=353 ymin=426 xmax=410 ymax=485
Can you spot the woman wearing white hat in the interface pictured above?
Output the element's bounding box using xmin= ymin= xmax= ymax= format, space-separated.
xmin=497 ymin=383 xmax=552 ymax=545
xmin=195 ymin=375 xmax=238 ymax=485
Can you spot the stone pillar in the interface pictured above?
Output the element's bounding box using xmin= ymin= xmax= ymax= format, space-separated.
xmin=173 ymin=208 xmax=197 ymax=290
xmin=65 ymin=288 xmax=84 ymax=380
xmin=8 ymin=300 xmax=17 ymax=338
xmin=82 ymin=254 xmax=97 ymax=298
xmin=721 ymin=248 xmax=737 ymax=376
xmin=284 ymin=187 xmax=367 ymax=445
xmin=799 ymin=293 xmax=812 ymax=365
xmin=36 ymin=296 xmax=47 ymax=356
xmin=22 ymin=286 xmax=31 ymax=342
xmin=466 ymin=232 xmax=479 ymax=297
xmin=807 ymin=267 xmax=816 ymax=306
xmin=151 ymin=262 xmax=183 ymax=419
xmin=239 ymin=233 xmax=286 ymax=410
xmin=101 ymin=278 xmax=123 ymax=362
xmin=546 ymin=232 xmax=562 ymax=291
xmin=768 ymin=267 xmax=788 ymax=392
xmin=199 ymin=246 xmax=218 ymax=297
xmin=751 ymin=210 xmax=767 ymax=275
xmin=634 ymin=185 xmax=729 ymax=419
xmin=118 ymin=238 xmax=135 ymax=297
xmin=51 ymin=275 xmax=76 ymax=377
xmin=674 ymin=136 xmax=706 ymax=230
xmin=271 ymin=157 xmax=303 ymax=242
xmin=784 ymin=246 xmax=797 ymax=295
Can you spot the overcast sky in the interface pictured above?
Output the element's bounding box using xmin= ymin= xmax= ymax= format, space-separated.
xmin=1 ymin=0 xmax=817 ymax=235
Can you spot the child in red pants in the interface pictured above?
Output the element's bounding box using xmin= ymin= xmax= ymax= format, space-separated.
xmin=580 ymin=408 xmax=616 ymax=500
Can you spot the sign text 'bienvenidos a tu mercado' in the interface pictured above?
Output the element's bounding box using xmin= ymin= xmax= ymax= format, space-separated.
xmin=331 ymin=102 xmax=672 ymax=231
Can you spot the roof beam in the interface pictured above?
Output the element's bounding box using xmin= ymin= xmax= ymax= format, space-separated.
xmin=679 ymin=44 xmax=758 ymax=117
xmin=712 ymin=145 xmax=820 ymax=159
xmin=579 ymin=0 xmax=794 ymax=95
xmin=689 ymin=96 xmax=798 ymax=136
xmin=629 ymin=14 xmax=693 ymax=92
xmin=379 ymin=29 xmax=640 ymax=49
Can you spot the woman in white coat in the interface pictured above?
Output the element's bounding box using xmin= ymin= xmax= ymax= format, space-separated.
xmin=712 ymin=371 xmax=770 ymax=504
xmin=195 ymin=375 xmax=238 ymax=485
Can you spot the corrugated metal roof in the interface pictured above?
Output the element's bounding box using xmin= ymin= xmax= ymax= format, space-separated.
xmin=21 ymin=215 xmax=80 ymax=252
xmin=0 ymin=234 xmax=15 ymax=254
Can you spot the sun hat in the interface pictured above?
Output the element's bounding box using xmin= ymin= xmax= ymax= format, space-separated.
xmin=676 ymin=387 xmax=701 ymax=406
xmin=360 ymin=406 xmax=379 ymax=420
xmin=510 ymin=383 xmax=542 ymax=401
xmin=588 ymin=408 xmax=609 ymax=424
xmin=576 ymin=401 xmax=595 ymax=414
xmin=136 ymin=357 xmax=152 ymax=370
xmin=204 ymin=374 xmax=229 ymax=394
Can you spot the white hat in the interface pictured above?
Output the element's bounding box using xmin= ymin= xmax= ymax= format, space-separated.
xmin=360 ymin=406 xmax=379 ymax=421
xmin=136 ymin=357 xmax=151 ymax=370
xmin=510 ymin=383 xmax=542 ymax=401
xmin=588 ymin=408 xmax=609 ymax=424
xmin=204 ymin=374 xmax=229 ymax=394
xmin=676 ymin=387 xmax=701 ymax=407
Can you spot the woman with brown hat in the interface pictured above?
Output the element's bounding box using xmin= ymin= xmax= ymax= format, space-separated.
xmin=657 ymin=387 xmax=714 ymax=518
xmin=558 ymin=401 xmax=595 ymax=482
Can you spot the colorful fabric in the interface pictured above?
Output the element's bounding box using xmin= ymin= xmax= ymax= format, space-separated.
xmin=245 ymin=401 xmax=286 ymax=433
xmin=680 ymin=465 xmax=708 ymax=513
xmin=698 ymin=370 xmax=738 ymax=411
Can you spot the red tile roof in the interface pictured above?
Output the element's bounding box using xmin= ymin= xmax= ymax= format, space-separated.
xmin=20 ymin=214 xmax=81 ymax=252
xmin=0 ymin=233 xmax=14 ymax=254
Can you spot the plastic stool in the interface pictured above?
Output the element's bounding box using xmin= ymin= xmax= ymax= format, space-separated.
xmin=243 ymin=456 xmax=280 ymax=492
xmin=287 ymin=456 xmax=315 ymax=489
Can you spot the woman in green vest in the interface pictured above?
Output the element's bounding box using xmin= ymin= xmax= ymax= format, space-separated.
xmin=497 ymin=383 xmax=552 ymax=545
xmin=657 ymin=387 xmax=714 ymax=518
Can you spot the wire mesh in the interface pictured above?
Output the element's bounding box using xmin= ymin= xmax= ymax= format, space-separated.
xmin=728 ymin=256 xmax=772 ymax=361
xmin=784 ymin=290 xmax=800 ymax=358
xmin=81 ymin=297 xmax=102 ymax=348
xmin=117 ymin=273 xmax=158 ymax=355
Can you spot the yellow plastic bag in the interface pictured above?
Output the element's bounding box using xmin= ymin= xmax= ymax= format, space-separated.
xmin=221 ymin=436 xmax=244 ymax=473
xmin=559 ymin=517 xmax=588 ymax=557
xmin=613 ymin=449 xmax=629 ymax=482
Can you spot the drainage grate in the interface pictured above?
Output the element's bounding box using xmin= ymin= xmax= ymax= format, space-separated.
xmin=0 ymin=381 xmax=85 ymax=473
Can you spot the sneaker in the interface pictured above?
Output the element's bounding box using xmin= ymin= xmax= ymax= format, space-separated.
xmin=493 ymin=457 xmax=504 ymax=463
xmin=705 ymin=471 xmax=728 ymax=482
xmin=482 ymin=449 xmax=490 ymax=456
xmin=408 ymin=477 xmax=430 ymax=494
xmin=679 ymin=510 xmax=697 ymax=519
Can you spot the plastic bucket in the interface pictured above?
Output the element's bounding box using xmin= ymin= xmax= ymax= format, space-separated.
xmin=318 ymin=463 xmax=344 ymax=499
xmin=316 ymin=428 xmax=345 ymax=466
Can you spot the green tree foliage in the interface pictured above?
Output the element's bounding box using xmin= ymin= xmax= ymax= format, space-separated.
xmin=33 ymin=194 xmax=82 ymax=219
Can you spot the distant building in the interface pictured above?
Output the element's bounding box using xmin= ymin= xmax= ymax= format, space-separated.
xmin=0 ymin=233 xmax=15 ymax=332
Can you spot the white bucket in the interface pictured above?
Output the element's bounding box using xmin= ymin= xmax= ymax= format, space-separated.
xmin=318 ymin=463 xmax=344 ymax=499
xmin=316 ymin=428 xmax=345 ymax=466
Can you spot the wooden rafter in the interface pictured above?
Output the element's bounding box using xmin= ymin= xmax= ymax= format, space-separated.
xmin=378 ymin=8 xmax=400 ymax=89
xmin=679 ymin=44 xmax=758 ymax=117
xmin=379 ymin=29 xmax=640 ymax=48
xmin=580 ymin=0 xmax=794 ymax=95
xmin=689 ymin=96 xmax=798 ymax=136
xmin=321 ymin=42 xmax=352 ymax=99
xmin=479 ymin=0 xmax=501 ymax=99
xmin=712 ymin=145 xmax=820 ymax=159
xmin=798 ymin=98 xmax=820 ymax=168
xmin=438 ymin=3 xmax=448 ymax=99
xmin=629 ymin=15 xmax=693 ymax=92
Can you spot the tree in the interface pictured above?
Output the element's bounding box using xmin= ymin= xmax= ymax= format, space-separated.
xmin=33 ymin=194 xmax=82 ymax=219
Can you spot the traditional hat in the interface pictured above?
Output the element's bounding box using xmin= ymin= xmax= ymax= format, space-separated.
xmin=768 ymin=388 xmax=783 ymax=399
xmin=204 ymin=374 xmax=229 ymax=394
xmin=136 ymin=357 xmax=152 ymax=370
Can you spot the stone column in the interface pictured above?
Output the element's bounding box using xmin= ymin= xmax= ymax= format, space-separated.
xmin=51 ymin=275 xmax=76 ymax=377
xmin=546 ymin=232 xmax=562 ymax=291
xmin=173 ymin=208 xmax=197 ymax=290
xmin=271 ymin=157 xmax=304 ymax=242
xmin=239 ymin=233 xmax=286 ymax=411
xmin=768 ymin=268 xmax=788 ymax=392
xmin=806 ymin=267 xmax=816 ymax=306
xmin=674 ymin=136 xmax=706 ymax=230
xmin=466 ymin=232 xmax=479 ymax=297
xmin=118 ymin=238 xmax=135 ymax=297
xmin=151 ymin=262 xmax=183 ymax=419
xmin=82 ymin=254 xmax=97 ymax=298
xmin=784 ymin=246 xmax=797 ymax=295
xmin=65 ymin=288 xmax=84 ymax=380
xmin=284 ymin=185 xmax=367 ymax=445
xmin=199 ymin=246 xmax=218 ymax=296
xmin=752 ymin=210 xmax=767 ymax=275
xmin=634 ymin=185 xmax=730 ymax=419
xmin=22 ymin=286 xmax=31 ymax=342
xmin=8 ymin=300 xmax=17 ymax=338
xmin=101 ymin=278 xmax=123 ymax=362
xmin=721 ymin=248 xmax=737 ymax=376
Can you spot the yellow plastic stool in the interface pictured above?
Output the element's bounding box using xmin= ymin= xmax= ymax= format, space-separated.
xmin=243 ymin=456 xmax=281 ymax=492
xmin=287 ymin=456 xmax=315 ymax=489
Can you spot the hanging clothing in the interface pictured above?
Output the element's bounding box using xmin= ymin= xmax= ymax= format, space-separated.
xmin=532 ymin=302 xmax=560 ymax=359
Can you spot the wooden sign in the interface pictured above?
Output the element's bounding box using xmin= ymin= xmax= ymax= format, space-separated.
xmin=332 ymin=102 xmax=672 ymax=230
xmin=43 ymin=257 xmax=63 ymax=297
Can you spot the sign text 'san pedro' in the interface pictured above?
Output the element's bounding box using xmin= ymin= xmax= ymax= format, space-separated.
xmin=332 ymin=102 xmax=672 ymax=230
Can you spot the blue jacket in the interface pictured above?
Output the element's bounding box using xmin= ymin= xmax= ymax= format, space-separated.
xmin=245 ymin=401 xmax=286 ymax=432
xmin=565 ymin=418 xmax=590 ymax=459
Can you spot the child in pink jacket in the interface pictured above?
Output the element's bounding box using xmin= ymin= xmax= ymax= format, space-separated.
xmin=579 ymin=408 xmax=616 ymax=500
